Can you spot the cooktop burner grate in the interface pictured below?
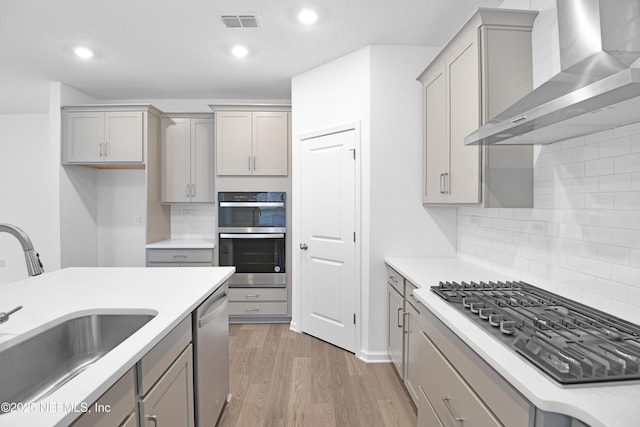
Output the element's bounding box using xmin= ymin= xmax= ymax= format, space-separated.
xmin=431 ymin=281 xmax=640 ymax=385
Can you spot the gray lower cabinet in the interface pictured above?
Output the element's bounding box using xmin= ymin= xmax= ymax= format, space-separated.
xmin=386 ymin=264 xmax=532 ymax=426
xmin=386 ymin=266 xmax=405 ymax=378
xmin=139 ymin=345 xmax=194 ymax=427
xmin=71 ymin=368 xmax=138 ymax=427
xmin=138 ymin=317 xmax=193 ymax=427
xmin=228 ymin=287 xmax=288 ymax=321
xmin=146 ymin=248 xmax=214 ymax=267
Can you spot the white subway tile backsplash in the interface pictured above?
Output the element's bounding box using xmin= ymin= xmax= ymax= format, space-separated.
xmin=614 ymin=152 xmax=640 ymax=174
xmin=585 ymin=158 xmax=614 ymax=176
xmin=457 ymin=121 xmax=640 ymax=318
xmin=170 ymin=204 xmax=216 ymax=239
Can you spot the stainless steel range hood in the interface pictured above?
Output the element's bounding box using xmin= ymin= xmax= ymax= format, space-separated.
xmin=466 ymin=0 xmax=640 ymax=145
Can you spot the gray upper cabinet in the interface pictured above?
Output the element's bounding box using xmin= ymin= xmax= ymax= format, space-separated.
xmin=63 ymin=107 xmax=149 ymax=165
xmin=161 ymin=116 xmax=215 ymax=203
xmin=215 ymin=111 xmax=289 ymax=176
xmin=417 ymin=8 xmax=538 ymax=207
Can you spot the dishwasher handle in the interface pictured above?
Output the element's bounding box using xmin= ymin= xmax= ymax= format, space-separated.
xmin=198 ymin=288 xmax=228 ymax=328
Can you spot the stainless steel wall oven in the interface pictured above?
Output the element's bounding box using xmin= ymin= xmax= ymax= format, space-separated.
xmin=218 ymin=192 xmax=286 ymax=288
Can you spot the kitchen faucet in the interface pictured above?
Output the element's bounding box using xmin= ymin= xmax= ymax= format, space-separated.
xmin=0 ymin=224 xmax=44 ymax=276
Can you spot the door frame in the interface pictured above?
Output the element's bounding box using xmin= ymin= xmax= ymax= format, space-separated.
xmin=291 ymin=122 xmax=362 ymax=358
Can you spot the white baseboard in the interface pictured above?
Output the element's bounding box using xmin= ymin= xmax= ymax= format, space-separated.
xmin=357 ymin=349 xmax=391 ymax=364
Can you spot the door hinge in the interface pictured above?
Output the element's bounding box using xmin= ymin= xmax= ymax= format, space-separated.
xmin=353 ymin=313 xmax=356 ymax=324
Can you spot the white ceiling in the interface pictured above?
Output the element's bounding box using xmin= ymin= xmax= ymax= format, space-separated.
xmin=0 ymin=0 xmax=504 ymax=114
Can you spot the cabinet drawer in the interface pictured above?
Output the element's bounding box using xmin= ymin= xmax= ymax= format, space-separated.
xmin=422 ymin=307 xmax=530 ymax=426
xmin=419 ymin=330 xmax=501 ymax=427
xmin=386 ymin=265 xmax=404 ymax=295
xmin=138 ymin=316 xmax=192 ymax=396
xmin=228 ymin=301 xmax=287 ymax=316
xmin=228 ymin=288 xmax=287 ymax=302
xmin=72 ymin=368 xmax=136 ymax=427
xmin=146 ymin=249 xmax=213 ymax=264
xmin=417 ymin=384 xmax=444 ymax=427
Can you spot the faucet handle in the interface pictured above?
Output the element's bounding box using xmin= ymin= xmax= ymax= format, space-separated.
xmin=0 ymin=305 xmax=23 ymax=324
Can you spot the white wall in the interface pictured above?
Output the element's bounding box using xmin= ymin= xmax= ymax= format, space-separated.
xmin=0 ymin=114 xmax=59 ymax=285
xmin=291 ymin=47 xmax=371 ymax=356
xmin=367 ymin=46 xmax=457 ymax=356
xmin=291 ymin=45 xmax=457 ymax=360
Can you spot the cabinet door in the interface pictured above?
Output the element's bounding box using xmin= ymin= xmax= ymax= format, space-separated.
xmin=422 ymin=66 xmax=448 ymax=204
xmin=65 ymin=111 xmax=104 ymax=163
xmin=162 ymin=118 xmax=191 ymax=202
xmin=105 ymin=112 xmax=144 ymax=162
xmin=387 ymin=285 xmax=404 ymax=378
xmin=216 ymin=111 xmax=253 ymax=175
xmin=191 ymin=118 xmax=215 ymax=202
xmin=252 ymin=112 xmax=288 ymax=176
xmin=404 ymin=302 xmax=421 ymax=405
xmin=446 ymin=34 xmax=481 ymax=204
xmin=141 ymin=344 xmax=195 ymax=427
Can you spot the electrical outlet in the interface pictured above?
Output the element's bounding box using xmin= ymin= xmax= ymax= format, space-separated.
xmin=529 ymin=220 xmax=547 ymax=235
xmin=470 ymin=215 xmax=480 ymax=225
xmin=134 ymin=215 xmax=141 ymax=225
xmin=0 ymin=258 xmax=5 ymax=268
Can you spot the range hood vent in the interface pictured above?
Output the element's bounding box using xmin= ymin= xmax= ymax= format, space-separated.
xmin=466 ymin=0 xmax=640 ymax=145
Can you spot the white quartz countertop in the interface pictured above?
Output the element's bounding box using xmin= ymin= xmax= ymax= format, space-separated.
xmin=385 ymin=257 xmax=640 ymax=427
xmin=145 ymin=238 xmax=216 ymax=249
xmin=0 ymin=266 xmax=234 ymax=427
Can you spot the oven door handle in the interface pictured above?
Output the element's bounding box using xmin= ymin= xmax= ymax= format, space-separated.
xmin=219 ymin=202 xmax=285 ymax=208
xmin=220 ymin=233 xmax=285 ymax=239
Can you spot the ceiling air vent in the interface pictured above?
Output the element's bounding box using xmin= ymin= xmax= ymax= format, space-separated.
xmin=220 ymin=14 xmax=259 ymax=28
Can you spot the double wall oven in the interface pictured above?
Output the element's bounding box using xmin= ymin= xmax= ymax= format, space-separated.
xmin=218 ymin=192 xmax=286 ymax=288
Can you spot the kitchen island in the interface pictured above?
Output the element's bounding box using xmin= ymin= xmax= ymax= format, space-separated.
xmin=0 ymin=266 xmax=234 ymax=427
xmin=385 ymin=257 xmax=640 ymax=427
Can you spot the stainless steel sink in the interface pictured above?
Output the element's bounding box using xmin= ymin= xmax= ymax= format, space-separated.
xmin=0 ymin=313 xmax=155 ymax=410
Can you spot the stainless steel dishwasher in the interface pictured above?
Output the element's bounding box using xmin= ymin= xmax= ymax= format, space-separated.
xmin=193 ymin=281 xmax=230 ymax=427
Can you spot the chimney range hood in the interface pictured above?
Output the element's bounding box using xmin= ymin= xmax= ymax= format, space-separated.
xmin=465 ymin=0 xmax=640 ymax=145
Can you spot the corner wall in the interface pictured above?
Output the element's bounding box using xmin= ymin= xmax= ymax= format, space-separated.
xmin=291 ymin=45 xmax=457 ymax=360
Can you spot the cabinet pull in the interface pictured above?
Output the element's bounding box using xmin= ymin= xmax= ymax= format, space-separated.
xmin=245 ymin=307 xmax=260 ymax=312
xmin=191 ymin=184 xmax=195 ymax=197
xmin=397 ymin=307 xmax=403 ymax=328
xmin=248 ymin=156 xmax=252 ymax=170
xmin=99 ymin=142 xmax=104 ymax=158
xmin=253 ymin=155 xmax=257 ymax=170
xmin=186 ymin=184 xmax=190 ymax=197
xmin=442 ymin=397 xmax=463 ymax=423
xmin=146 ymin=415 xmax=158 ymax=426
xmin=104 ymin=142 xmax=109 ymax=158
xmin=444 ymin=172 xmax=449 ymax=194
xmin=245 ymin=294 xmax=260 ymax=298
xmin=439 ymin=173 xmax=445 ymax=193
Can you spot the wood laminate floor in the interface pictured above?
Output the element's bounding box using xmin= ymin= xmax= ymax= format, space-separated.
xmin=217 ymin=323 xmax=416 ymax=427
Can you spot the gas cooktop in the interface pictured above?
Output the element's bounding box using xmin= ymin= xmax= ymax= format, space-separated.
xmin=431 ymin=281 xmax=640 ymax=385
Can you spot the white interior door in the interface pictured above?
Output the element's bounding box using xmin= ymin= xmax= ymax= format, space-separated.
xmin=300 ymin=129 xmax=356 ymax=353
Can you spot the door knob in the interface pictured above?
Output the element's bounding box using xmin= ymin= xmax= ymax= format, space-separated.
xmin=300 ymin=243 xmax=308 ymax=250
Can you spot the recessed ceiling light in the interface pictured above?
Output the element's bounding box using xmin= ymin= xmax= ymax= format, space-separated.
xmin=231 ymin=45 xmax=249 ymax=58
xmin=298 ymin=9 xmax=318 ymax=25
xmin=74 ymin=46 xmax=94 ymax=59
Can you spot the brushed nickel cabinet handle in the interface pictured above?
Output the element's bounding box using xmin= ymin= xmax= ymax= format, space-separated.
xmin=397 ymin=308 xmax=403 ymax=328
xmin=146 ymin=415 xmax=158 ymax=426
xmin=439 ymin=173 xmax=445 ymax=193
xmin=442 ymin=397 xmax=463 ymax=422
